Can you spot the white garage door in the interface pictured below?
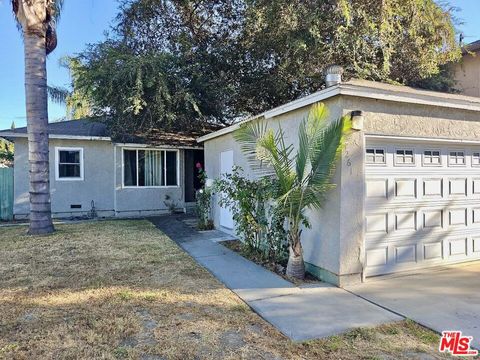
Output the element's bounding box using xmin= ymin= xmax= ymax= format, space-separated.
xmin=364 ymin=138 xmax=480 ymax=277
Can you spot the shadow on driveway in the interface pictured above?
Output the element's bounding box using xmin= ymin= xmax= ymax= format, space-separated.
xmin=346 ymin=261 xmax=480 ymax=349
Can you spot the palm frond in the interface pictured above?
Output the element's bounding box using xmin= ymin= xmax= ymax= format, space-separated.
xmin=234 ymin=102 xmax=350 ymax=248
xmin=309 ymin=117 xmax=345 ymax=181
xmin=234 ymin=120 xmax=273 ymax=175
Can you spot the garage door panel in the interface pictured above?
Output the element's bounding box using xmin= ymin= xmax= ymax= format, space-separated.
xmin=423 ymin=178 xmax=443 ymax=198
xmin=449 ymin=208 xmax=468 ymax=227
xmin=365 ymin=213 xmax=388 ymax=234
xmin=449 ymin=178 xmax=468 ymax=196
xmin=449 ymin=238 xmax=468 ymax=257
xmin=423 ymin=241 xmax=443 ymax=260
xmin=422 ymin=209 xmax=443 ymax=229
xmin=366 ymin=248 xmax=388 ymax=267
xmin=395 ymin=178 xmax=417 ymax=198
xmin=395 ymin=244 xmax=417 ymax=264
xmin=473 ymin=208 xmax=480 ymax=225
xmin=394 ymin=211 xmax=417 ymax=232
xmin=365 ymin=178 xmax=388 ymax=199
xmin=473 ymin=238 xmax=480 ymax=253
xmin=365 ymin=140 xmax=480 ymax=277
xmin=473 ymin=178 xmax=480 ymax=195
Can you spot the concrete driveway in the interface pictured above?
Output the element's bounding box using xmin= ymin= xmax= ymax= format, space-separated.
xmin=346 ymin=261 xmax=480 ymax=349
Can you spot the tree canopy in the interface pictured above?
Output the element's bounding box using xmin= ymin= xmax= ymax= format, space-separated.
xmin=69 ymin=0 xmax=461 ymax=135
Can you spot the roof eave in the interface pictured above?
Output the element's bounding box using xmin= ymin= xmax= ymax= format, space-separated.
xmin=0 ymin=133 xmax=111 ymax=141
xmin=197 ymin=82 xmax=480 ymax=142
xmin=197 ymin=113 xmax=266 ymax=143
xmin=114 ymin=142 xmax=203 ymax=150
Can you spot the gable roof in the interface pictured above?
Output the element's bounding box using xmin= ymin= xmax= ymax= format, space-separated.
xmin=197 ymin=78 xmax=480 ymax=142
xmin=0 ymin=118 xmax=222 ymax=148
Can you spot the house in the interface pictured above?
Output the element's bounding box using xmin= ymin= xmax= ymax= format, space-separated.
xmin=0 ymin=119 xmax=215 ymax=219
xmin=198 ymin=73 xmax=480 ymax=286
xmin=453 ymin=40 xmax=480 ymax=97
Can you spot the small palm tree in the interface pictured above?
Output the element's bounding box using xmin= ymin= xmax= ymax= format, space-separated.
xmin=234 ymin=103 xmax=350 ymax=279
xmin=12 ymin=0 xmax=63 ymax=234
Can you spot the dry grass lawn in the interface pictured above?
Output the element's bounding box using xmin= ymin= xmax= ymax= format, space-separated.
xmin=0 ymin=220 xmax=447 ymax=359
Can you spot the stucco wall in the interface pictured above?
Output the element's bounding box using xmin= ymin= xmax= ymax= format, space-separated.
xmin=204 ymin=92 xmax=480 ymax=286
xmin=454 ymin=51 xmax=480 ymax=98
xmin=346 ymin=97 xmax=480 ymax=139
xmin=14 ymin=138 xmax=115 ymax=218
xmin=204 ymin=97 xmax=345 ymax=277
xmin=13 ymin=140 xmax=187 ymax=219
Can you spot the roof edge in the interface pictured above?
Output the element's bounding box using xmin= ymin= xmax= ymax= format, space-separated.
xmin=0 ymin=133 xmax=111 ymax=141
xmin=197 ymin=113 xmax=265 ymax=143
xmin=197 ymin=80 xmax=480 ymax=142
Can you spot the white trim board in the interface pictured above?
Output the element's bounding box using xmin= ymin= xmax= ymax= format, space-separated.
xmin=55 ymin=146 xmax=84 ymax=181
xmin=366 ymin=134 xmax=480 ymax=145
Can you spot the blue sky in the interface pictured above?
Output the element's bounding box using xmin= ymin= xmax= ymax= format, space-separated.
xmin=0 ymin=0 xmax=479 ymax=130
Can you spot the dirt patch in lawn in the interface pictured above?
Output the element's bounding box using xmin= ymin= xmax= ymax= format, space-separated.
xmin=0 ymin=220 xmax=448 ymax=359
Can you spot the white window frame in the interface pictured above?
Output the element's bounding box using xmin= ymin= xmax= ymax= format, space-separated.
xmin=472 ymin=151 xmax=480 ymax=167
xmin=448 ymin=150 xmax=466 ymax=167
xmin=422 ymin=149 xmax=442 ymax=167
xmin=365 ymin=147 xmax=386 ymax=165
xmin=122 ymin=147 xmax=180 ymax=188
xmin=394 ymin=148 xmax=415 ymax=167
xmin=55 ymin=147 xmax=84 ymax=181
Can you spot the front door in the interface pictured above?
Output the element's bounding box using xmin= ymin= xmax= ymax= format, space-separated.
xmin=219 ymin=150 xmax=234 ymax=229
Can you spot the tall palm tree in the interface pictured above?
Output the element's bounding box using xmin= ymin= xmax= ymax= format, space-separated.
xmin=234 ymin=103 xmax=350 ymax=279
xmin=12 ymin=0 xmax=63 ymax=234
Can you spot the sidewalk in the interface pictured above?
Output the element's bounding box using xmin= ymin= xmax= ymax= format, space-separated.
xmin=149 ymin=215 xmax=402 ymax=341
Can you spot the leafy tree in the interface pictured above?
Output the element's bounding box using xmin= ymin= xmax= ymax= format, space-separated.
xmin=73 ymin=42 xmax=222 ymax=138
xmin=0 ymin=139 xmax=14 ymax=164
xmin=12 ymin=0 xmax=62 ymax=234
xmin=69 ymin=0 xmax=460 ymax=132
xmin=234 ymin=103 xmax=350 ymax=279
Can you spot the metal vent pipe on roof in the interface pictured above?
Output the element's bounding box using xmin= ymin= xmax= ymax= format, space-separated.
xmin=325 ymin=65 xmax=344 ymax=87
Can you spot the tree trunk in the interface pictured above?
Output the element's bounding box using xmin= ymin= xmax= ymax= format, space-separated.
xmin=286 ymin=234 xmax=305 ymax=279
xmin=24 ymin=31 xmax=54 ymax=235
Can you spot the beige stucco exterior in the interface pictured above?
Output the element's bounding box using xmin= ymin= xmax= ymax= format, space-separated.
xmin=454 ymin=50 xmax=480 ymax=97
xmin=203 ymin=85 xmax=480 ymax=286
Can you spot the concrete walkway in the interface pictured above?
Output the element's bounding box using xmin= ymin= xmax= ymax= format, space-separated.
xmin=149 ymin=215 xmax=402 ymax=341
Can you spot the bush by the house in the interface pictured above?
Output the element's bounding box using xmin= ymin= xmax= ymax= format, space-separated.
xmin=214 ymin=167 xmax=288 ymax=264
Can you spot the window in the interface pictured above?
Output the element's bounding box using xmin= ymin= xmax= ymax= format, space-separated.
xmin=395 ymin=149 xmax=415 ymax=165
xmin=473 ymin=152 xmax=480 ymax=167
xmin=366 ymin=148 xmax=385 ymax=164
xmin=449 ymin=151 xmax=466 ymax=166
xmin=123 ymin=149 xmax=178 ymax=187
xmin=423 ymin=150 xmax=441 ymax=166
xmin=56 ymin=147 xmax=83 ymax=180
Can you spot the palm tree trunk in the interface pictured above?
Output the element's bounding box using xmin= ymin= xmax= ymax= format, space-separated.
xmin=24 ymin=31 xmax=54 ymax=235
xmin=286 ymin=231 xmax=305 ymax=279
